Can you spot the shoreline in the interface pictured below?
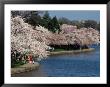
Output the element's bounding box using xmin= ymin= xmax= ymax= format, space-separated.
xmin=49 ymin=48 xmax=95 ymax=55
xmin=11 ymin=62 xmax=39 ymax=75
xmin=11 ymin=48 xmax=95 ymax=75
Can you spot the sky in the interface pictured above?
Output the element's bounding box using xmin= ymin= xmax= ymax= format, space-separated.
xmin=48 ymin=11 xmax=100 ymax=22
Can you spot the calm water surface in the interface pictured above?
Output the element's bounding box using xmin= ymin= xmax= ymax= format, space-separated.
xmin=12 ymin=45 xmax=100 ymax=77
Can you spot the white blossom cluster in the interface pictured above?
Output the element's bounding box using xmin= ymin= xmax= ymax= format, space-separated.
xmin=60 ymin=24 xmax=100 ymax=45
xmin=11 ymin=16 xmax=50 ymax=59
xmin=11 ymin=16 xmax=100 ymax=60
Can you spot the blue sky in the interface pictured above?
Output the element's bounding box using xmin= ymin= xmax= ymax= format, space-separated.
xmin=48 ymin=11 xmax=100 ymax=22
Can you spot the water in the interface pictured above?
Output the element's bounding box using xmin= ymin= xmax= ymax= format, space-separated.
xmin=12 ymin=45 xmax=100 ymax=77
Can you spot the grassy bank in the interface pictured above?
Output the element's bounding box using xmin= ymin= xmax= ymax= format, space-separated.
xmin=11 ymin=63 xmax=39 ymax=75
xmin=53 ymin=48 xmax=66 ymax=52
xmin=49 ymin=48 xmax=95 ymax=55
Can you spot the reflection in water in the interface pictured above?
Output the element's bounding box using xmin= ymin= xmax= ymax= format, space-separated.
xmin=12 ymin=46 xmax=100 ymax=77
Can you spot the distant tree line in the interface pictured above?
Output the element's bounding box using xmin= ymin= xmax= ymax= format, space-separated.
xmin=58 ymin=17 xmax=100 ymax=31
xmin=11 ymin=11 xmax=100 ymax=32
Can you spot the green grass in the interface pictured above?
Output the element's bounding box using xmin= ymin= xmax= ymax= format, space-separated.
xmin=52 ymin=48 xmax=90 ymax=52
xmin=53 ymin=48 xmax=67 ymax=52
xmin=11 ymin=61 xmax=26 ymax=68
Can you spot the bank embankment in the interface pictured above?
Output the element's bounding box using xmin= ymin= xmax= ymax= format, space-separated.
xmin=49 ymin=48 xmax=95 ymax=55
xmin=11 ymin=62 xmax=39 ymax=75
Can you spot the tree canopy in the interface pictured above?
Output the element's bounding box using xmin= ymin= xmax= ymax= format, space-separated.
xmin=11 ymin=11 xmax=100 ymax=32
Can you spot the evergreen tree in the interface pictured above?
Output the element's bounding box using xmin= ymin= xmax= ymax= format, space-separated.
xmin=25 ymin=11 xmax=42 ymax=27
xmin=96 ymin=22 xmax=100 ymax=31
xmin=84 ymin=20 xmax=97 ymax=29
xmin=42 ymin=11 xmax=51 ymax=28
xmin=50 ymin=16 xmax=60 ymax=33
